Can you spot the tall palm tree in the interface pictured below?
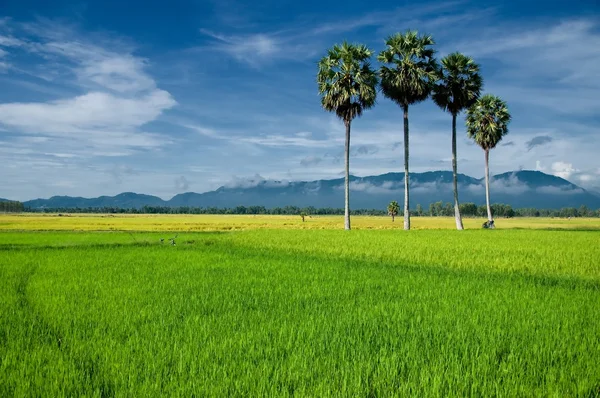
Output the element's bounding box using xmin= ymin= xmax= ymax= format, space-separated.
xmin=378 ymin=31 xmax=438 ymax=231
xmin=317 ymin=42 xmax=378 ymax=230
xmin=432 ymin=53 xmax=482 ymax=230
xmin=466 ymin=94 xmax=511 ymax=224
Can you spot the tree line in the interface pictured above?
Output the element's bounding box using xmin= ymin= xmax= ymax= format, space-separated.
xmin=318 ymin=31 xmax=511 ymax=230
xmin=0 ymin=201 xmax=25 ymax=213
xmin=23 ymin=204 xmax=600 ymax=218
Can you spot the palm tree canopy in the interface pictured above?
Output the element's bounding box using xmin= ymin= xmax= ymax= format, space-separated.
xmin=466 ymin=94 xmax=511 ymax=151
xmin=317 ymin=42 xmax=378 ymax=122
xmin=378 ymin=31 xmax=438 ymax=107
xmin=432 ymin=52 xmax=483 ymax=115
xmin=388 ymin=200 xmax=400 ymax=215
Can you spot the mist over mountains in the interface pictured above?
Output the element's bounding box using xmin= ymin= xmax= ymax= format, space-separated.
xmin=19 ymin=170 xmax=600 ymax=210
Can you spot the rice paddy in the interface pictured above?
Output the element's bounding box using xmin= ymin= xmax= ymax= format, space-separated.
xmin=1 ymin=215 xmax=599 ymax=396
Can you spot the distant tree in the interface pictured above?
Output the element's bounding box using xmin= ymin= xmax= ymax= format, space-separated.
xmin=433 ymin=53 xmax=483 ymax=230
xmin=387 ymin=200 xmax=400 ymax=222
xmin=466 ymin=94 xmax=511 ymax=223
xmin=378 ymin=31 xmax=438 ymax=230
xmin=1 ymin=200 xmax=25 ymax=213
xmin=459 ymin=202 xmax=478 ymax=217
xmin=432 ymin=201 xmax=444 ymax=216
xmin=300 ymin=211 xmax=307 ymax=222
xmin=318 ymin=42 xmax=378 ymax=230
xmin=416 ymin=204 xmax=424 ymax=216
xmin=443 ymin=202 xmax=454 ymax=217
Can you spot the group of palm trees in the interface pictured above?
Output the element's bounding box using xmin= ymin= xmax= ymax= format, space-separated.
xmin=317 ymin=30 xmax=511 ymax=230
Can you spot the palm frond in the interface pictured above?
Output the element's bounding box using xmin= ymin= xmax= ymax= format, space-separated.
xmin=317 ymin=42 xmax=378 ymax=122
xmin=466 ymin=94 xmax=511 ymax=150
xmin=433 ymin=52 xmax=483 ymax=115
xmin=377 ymin=30 xmax=438 ymax=107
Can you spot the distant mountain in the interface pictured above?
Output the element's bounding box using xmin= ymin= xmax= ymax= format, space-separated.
xmin=24 ymin=192 xmax=165 ymax=209
xmin=20 ymin=170 xmax=600 ymax=210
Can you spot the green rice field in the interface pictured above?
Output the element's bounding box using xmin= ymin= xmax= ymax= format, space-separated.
xmin=1 ymin=215 xmax=599 ymax=396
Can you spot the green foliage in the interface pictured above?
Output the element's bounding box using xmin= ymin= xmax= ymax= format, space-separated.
xmin=387 ymin=200 xmax=400 ymax=219
xmin=1 ymin=229 xmax=599 ymax=396
xmin=432 ymin=53 xmax=483 ymax=115
xmin=317 ymin=42 xmax=378 ymax=122
xmin=378 ymin=31 xmax=438 ymax=108
xmin=415 ymin=204 xmax=424 ymax=216
xmin=459 ymin=202 xmax=478 ymax=216
xmin=466 ymin=94 xmax=511 ymax=151
xmin=0 ymin=200 xmax=24 ymax=213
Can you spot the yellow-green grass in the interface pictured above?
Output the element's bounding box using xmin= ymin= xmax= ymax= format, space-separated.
xmin=1 ymin=228 xmax=599 ymax=396
xmin=1 ymin=213 xmax=599 ymax=231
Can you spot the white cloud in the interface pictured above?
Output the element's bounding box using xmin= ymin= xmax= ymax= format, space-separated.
xmin=240 ymin=134 xmax=336 ymax=148
xmin=0 ymin=34 xmax=25 ymax=47
xmin=459 ymin=18 xmax=600 ymax=116
xmin=489 ymin=176 xmax=530 ymax=195
xmin=194 ymin=3 xmax=466 ymax=66
xmin=0 ymin=90 xmax=175 ymax=133
xmin=223 ymin=174 xmax=266 ymax=189
xmin=536 ymin=185 xmax=584 ymax=195
xmin=199 ymin=29 xmax=285 ymax=66
xmin=0 ymin=20 xmax=177 ymax=157
xmin=79 ymin=55 xmax=156 ymax=93
xmin=349 ymin=180 xmax=401 ymax=194
xmin=550 ymin=161 xmax=579 ymax=180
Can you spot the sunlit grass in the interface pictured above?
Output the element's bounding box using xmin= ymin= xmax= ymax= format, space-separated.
xmin=1 ymin=213 xmax=599 ymax=231
xmin=1 ymin=227 xmax=599 ymax=396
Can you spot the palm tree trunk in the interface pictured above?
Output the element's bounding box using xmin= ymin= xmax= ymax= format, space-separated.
xmin=403 ymin=104 xmax=410 ymax=231
xmin=344 ymin=120 xmax=351 ymax=231
xmin=452 ymin=113 xmax=464 ymax=230
xmin=485 ymin=149 xmax=492 ymax=222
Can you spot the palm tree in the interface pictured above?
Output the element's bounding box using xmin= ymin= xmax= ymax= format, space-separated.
xmin=387 ymin=200 xmax=400 ymax=222
xmin=432 ymin=53 xmax=483 ymax=230
xmin=378 ymin=31 xmax=438 ymax=231
xmin=317 ymin=42 xmax=378 ymax=230
xmin=300 ymin=211 xmax=307 ymax=222
xmin=466 ymin=94 xmax=511 ymax=224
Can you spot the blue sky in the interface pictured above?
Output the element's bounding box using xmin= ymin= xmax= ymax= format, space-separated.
xmin=0 ymin=0 xmax=599 ymax=200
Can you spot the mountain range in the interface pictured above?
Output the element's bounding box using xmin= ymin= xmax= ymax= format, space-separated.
xmin=15 ymin=170 xmax=600 ymax=210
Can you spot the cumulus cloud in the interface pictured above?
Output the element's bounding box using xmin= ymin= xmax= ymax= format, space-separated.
xmin=526 ymin=135 xmax=553 ymax=151
xmin=550 ymin=161 xmax=579 ymax=180
xmin=223 ymin=174 xmax=266 ymax=189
